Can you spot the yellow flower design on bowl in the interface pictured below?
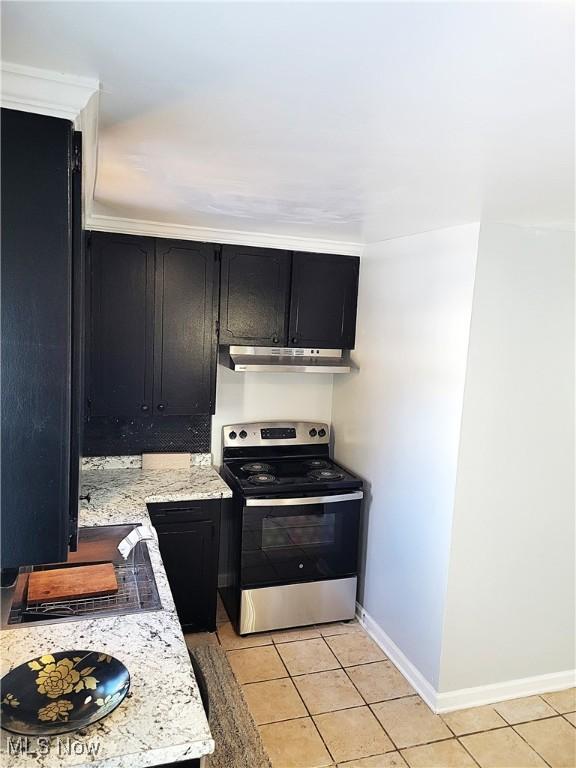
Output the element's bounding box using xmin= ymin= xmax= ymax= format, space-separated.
xmin=36 ymin=659 xmax=80 ymax=699
xmin=38 ymin=700 xmax=74 ymax=722
xmin=2 ymin=651 xmax=128 ymax=736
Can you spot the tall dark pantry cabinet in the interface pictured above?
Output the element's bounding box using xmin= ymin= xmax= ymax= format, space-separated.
xmin=1 ymin=108 xmax=83 ymax=570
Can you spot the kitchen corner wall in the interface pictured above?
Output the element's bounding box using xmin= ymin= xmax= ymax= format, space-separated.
xmin=332 ymin=220 xmax=575 ymax=706
xmin=211 ymin=366 xmax=334 ymax=465
xmin=438 ymin=222 xmax=575 ymax=695
xmin=332 ymin=223 xmax=480 ymax=689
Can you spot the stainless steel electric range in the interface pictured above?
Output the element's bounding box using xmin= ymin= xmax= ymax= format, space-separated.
xmin=218 ymin=421 xmax=363 ymax=635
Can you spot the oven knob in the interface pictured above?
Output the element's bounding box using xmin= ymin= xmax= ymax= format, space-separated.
xmin=318 ymin=428 xmax=327 ymax=438
xmin=239 ymin=430 xmax=247 ymax=439
xmin=309 ymin=428 xmax=317 ymax=437
xmin=228 ymin=431 xmax=237 ymax=440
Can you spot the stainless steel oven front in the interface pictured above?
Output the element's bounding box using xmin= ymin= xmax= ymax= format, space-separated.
xmin=238 ymin=491 xmax=362 ymax=634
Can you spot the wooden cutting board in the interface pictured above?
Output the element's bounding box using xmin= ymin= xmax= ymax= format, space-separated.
xmin=27 ymin=563 xmax=118 ymax=604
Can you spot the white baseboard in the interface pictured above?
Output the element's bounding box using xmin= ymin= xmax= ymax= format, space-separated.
xmin=356 ymin=602 xmax=576 ymax=713
xmin=435 ymin=669 xmax=576 ymax=713
xmin=355 ymin=602 xmax=439 ymax=711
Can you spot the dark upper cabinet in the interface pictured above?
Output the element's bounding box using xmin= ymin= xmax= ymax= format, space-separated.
xmin=288 ymin=252 xmax=360 ymax=349
xmin=86 ymin=233 xmax=218 ymax=422
xmin=219 ymin=248 xmax=360 ymax=350
xmin=88 ymin=233 xmax=155 ymax=418
xmin=1 ymin=108 xmax=82 ymax=569
xmin=219 ymin=245 xmax=291 ymax=346
xmin=154 ymin=239 xmax=218 ymax=415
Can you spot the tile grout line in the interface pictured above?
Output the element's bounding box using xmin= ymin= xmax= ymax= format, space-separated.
xmin=365 ymin=700 xmax=466 ymax=754
xmin=226 ymin=628 xmax=438 ymax=763
xmin=282 ymin=634 xmax=348 ymax=765
xmin=280 ymin=631 xmax=400 ymax=766
xmin=214 ymin=621 xmax=575 ymax=768
xmin=216 ymin=608 xmax=391 ymax=766
xmin=508 ymin=713 xmax=574 ymax=727
xmin=243 ymin=632 xmax=346 ymax=765
xmin=453 ymin=735 xmax=483 ymax=768
xmin=539 ymin=694 xmax=576 ymax=718
xmin=437 ymin=708 xmax=487 ymax=767
xmin=494 ymin=694 xmax=564 ymax=727
xmin=509 ymin=722 xmax=555 ymax=768
xmin=397 ymin=735 xmax=484 ymax=768
xmin=341 ymin=662 xmax=418 ymax=707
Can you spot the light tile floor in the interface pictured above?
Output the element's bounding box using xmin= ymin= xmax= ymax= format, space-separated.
xmin=185 ymin=599 xmax=576 ymax=768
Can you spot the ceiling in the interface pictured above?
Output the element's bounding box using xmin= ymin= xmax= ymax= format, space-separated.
xmin=2 ymin=2 xmax=573 ymax=245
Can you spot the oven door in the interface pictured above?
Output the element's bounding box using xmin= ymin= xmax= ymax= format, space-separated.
xmin=240 ymin=491 xmax=362 ymax=588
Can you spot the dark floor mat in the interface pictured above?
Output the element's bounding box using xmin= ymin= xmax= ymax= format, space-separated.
xmin=188 ymin=644 xmax=272 ymax=768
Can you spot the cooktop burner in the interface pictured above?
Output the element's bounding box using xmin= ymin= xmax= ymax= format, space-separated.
xmin=222 ymin=422 xmax=363 ymax=496
xmin=247 ymin=473 xmax=277 ymax=485
xmin=308 ymin=469 xmax=345 ymax=481
xmin=241 ymin=462 xmax=272 ymax=473
xmin=224 ymin=456 xmax=360 ymax=495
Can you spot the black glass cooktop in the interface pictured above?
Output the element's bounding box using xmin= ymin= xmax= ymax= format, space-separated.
xmin=224 ymin=457 xmax=362 ymax=495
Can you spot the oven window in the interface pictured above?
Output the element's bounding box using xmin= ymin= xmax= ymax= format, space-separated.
xmin=262 ymin=514 xmax=336 ymax=549
xmin=241 ymin=498 xmax=361 ymax=588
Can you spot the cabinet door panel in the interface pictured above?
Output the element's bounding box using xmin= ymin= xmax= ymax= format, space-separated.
xmin=219 ymin=245 xmax=290 ymax=346
xmin=156 ymin=519 xmax=215 ymax=631
xmin=289 ymin=252 xmax=359 ymax=349
xmin=154 ymin=240 xmax=217 ymax=415
xmin=88 ymin=233 xmax=154 ymax=417
xmin=1 ymin=109 xmax=74 ymax=568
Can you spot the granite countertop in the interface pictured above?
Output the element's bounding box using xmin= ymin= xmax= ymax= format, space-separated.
xmin=1 ymin=463 xmax=232 ymax=768
xmin=78 ymin=464 xmax=232 ymax=528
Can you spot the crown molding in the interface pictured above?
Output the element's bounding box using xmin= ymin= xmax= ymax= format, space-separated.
xmin=1 ymin=62 xmax=99 ymax=121
xmin=85 ymin=213 xmax=364 ymax=256
xmin=77 ymin=91 xmax=100 ymax=221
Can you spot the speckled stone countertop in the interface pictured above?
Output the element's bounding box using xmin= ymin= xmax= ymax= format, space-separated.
xmin=78 ymin=465 xmax=232 ymax=528
xmin=0 ymin=464 xmax=232 ymax=768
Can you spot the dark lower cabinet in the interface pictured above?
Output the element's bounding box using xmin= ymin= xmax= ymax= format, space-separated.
xmin=148 ymin=500 xmax=221 ymax=632
xmin=219 ymin=245 xmax=291 ymax=346
xmin=289 ymin=251 xmax=359 ymax=349
xmin=1 ymin=108 xmax=82 ymax=569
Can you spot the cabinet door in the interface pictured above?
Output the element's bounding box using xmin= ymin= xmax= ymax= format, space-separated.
xmin=219 ymin=245 xmax=291 ymax=346
xmin=1 ymin=109 xmax=74 ymax=568
xmin=156 ymin=519 xmax=216 ymax=631
xmin=88 ymin=232 xmax=154 ymax=418
xmin=153 ymin=239 xmax=218 ymax=415
xmin=288 ymin=252 xmax=359 ymax=349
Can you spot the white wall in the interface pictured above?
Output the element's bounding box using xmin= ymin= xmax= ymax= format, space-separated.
xmin=212 ymin=366 xmax=334 ymax=465
xmin=439 ymin=223 xmax=575 ymax=692
xmin=332 ymin=224 xmax=479 ymax=688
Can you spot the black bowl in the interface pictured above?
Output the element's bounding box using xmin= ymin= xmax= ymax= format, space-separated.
xmin=1 ymin=650 xmax=130 ymax=735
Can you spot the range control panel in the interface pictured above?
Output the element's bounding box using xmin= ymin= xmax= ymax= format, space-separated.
xmin=223 ymin=421 xmax=330 ymax=448
xmin=261 ymin=427 xmax=296 ymax=440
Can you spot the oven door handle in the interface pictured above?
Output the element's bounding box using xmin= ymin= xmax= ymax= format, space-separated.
xmin=245 ymin=491 xmax=363 ymax=507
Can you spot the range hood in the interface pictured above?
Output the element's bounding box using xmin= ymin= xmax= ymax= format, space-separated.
xmin=221 ymin=346 xmax=353 ymax=373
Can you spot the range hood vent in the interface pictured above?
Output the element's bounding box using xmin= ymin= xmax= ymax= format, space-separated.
xmin=220 ymin=346 xmax=353 ymax=374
